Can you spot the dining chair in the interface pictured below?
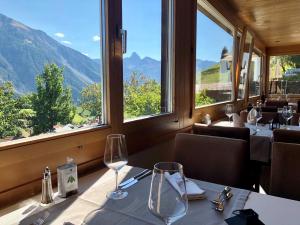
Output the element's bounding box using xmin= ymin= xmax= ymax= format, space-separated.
xmin=265 ymin=100 xmax=288 ymax=108
xmin=273 ymin=129 xmax=300 ymax=144
xmin=192 ymin=125 xmax=259 ymax=191
xmin=174 ymin=133 xmax=250 ymax=189
xmin=270 ymin=142 xmax=300 ymax=201
xmin=192 ymin=124 xmax=250 ymax=143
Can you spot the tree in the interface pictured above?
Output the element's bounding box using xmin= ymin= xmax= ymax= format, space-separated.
xmin=124 ymin=72 xmax=161 ymax=119
xmin=32 ymin=64 xmax=75 ymax=134
xmin=0 ymin=82 xmax=20 ymax=138
xmin=80 ymin=83 xmax=102 ymax=119
xmin=195 ymin=90 xmax=215 ymax=107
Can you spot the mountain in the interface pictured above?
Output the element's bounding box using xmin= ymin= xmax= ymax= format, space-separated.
xmin=0 ymin=13 xmax=101 ymax=101
xmin=196 ymin=59 xmax=218 ymax=72
xmin=95 ymin=53 xmax=217 ymax=83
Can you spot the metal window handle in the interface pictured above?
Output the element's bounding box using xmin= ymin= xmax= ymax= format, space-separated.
xmin=120 ymin=29 xmax=127 ymax=54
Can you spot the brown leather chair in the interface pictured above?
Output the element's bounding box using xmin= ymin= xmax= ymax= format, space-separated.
xmin=192 ymin=124 xmax=250 ymax=143
xmin=260 ymin=112 xmax=278 ymax=124
xmin=265 ymin=100 xmax=288 ymax=108
xmin=270 ymin=142 xmax=300 ymax=201
xmin=174 ymin=133 xmax=249 ymax=189
xmin=273 ymin=129 xmax=300 ymax=144
xmin=192 ymin=125 xmax=260 ymax=191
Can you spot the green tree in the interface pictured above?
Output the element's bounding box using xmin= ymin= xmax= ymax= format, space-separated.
xmin=0 ymin=82 xmax=20 ymax=138
xmin=124 ymin=72 xmax=161 ymax=119
xmin=195 ymin=90 xmax=215 ymax=107
xmin=80 ymin=83 xmax=102 ymax=119
xmin=32 ymin=64 xmax=75 ymax=134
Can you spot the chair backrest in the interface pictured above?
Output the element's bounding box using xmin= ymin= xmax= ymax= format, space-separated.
xmin=270 ymin=142 xmax=300 ymax=201
xmin=192 ymin=124 xmax=250 ymax=143
xmin=273 ymin=129 xmax=300 ymax=144
xmin=261 ymin=106 xmax=278 ymax=112
xmin=174 ymin=133 xmax=248 ymax=188
xmin=265 ymin=100 xmax=288 ymax=108
xmin=260 ymin=112 xmax=278 ymax=124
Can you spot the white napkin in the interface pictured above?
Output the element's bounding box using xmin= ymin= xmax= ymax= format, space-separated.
xmin=165 ymin=172 xmax=206 ymax=200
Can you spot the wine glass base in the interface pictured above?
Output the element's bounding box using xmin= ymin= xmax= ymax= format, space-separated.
xmin=106 ymin=190 xmax=128 ymax=200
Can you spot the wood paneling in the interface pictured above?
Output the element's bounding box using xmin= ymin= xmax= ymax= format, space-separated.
xmin=225 ymin=0 xmax=300 ymax=47
xmin=267 ymin=45 xmax=300 ymax=56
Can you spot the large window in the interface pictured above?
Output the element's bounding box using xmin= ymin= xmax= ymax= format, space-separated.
xmin=0 ymin=0 xmax=105 ymax=143
xmin=195 ymin=8 xmax=234 ymax=108
xmin=122 ymin=0 xmax=174 ymax=121
xmin=249 ymin=52 xmax=262 ymax=97
xmin=238 ymin=31 xmax=253 ymax=99
xmin=269 ymin=55 xmax=300 ymax=94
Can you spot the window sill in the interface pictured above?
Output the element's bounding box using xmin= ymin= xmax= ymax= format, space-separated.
xmin=0 ymin=124 xmax=111 ymax=150
xmin=123 ymin=112 xmax=177 ymax=124
xmin=194 ymin=100 xmax=233 ymax=110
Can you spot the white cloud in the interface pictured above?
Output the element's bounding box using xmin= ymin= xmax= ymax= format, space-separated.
xmin=82 ymin=53 xmax=89 ymax=56
xmin=92 ymin=35 xmax=100 ymax=42
xmin=54 ymin=32 xmax=65 ymax=38
xmin=61 ymin=40 xmax=72 ymax=45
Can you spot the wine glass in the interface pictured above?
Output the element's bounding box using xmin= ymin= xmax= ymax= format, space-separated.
xmin=282 ymin=106 xmax=289 ymax=129
xmin=225 ymin=104 xmax=234 ymax=123
xmin=148 ymin=162 xmax=188 ymax=225
xmin=256 ymin=106 xmax=262 ymax=131
xmin=104 ymin=134 xmax=128 ymax=200
xmin=286 ymin=106 xmax=294 ymax=129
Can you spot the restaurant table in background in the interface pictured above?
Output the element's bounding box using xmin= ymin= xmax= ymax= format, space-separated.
xmin=1 ymin=166 xmax=300 ymax=225
xmin=212 ymin=120 xmax=300 ymax=163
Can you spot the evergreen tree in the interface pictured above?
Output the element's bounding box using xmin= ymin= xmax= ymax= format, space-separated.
xmin=32 ymin=64 xmax=75 ymax=134
xmin=0 ymin=82 xmax=20 ymax=138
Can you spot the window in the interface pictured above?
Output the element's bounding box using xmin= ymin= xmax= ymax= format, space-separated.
xmin=195 ymin=6 xmax=234 ymax=108
xmin=122 ymin=0 xmax=174 ymax=121
xmin=269 ymin=55 xmax=300 ymax=94
xmin=249 ymin=52 xmax=262 ymax=97
xmin=238 ymin=31 xmax=253 ymax=99
xmin=0 ymin=0 xmax=105 ymax=143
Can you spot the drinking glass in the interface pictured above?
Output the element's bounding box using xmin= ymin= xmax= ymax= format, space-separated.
xmin=148 ymin=162 xmax=188 ymax=225
xmin=104 ymin=134 xmax=128 ymax=200
xmin=256 ymin=106 xmax=262 ymax=131
xmin=225 ymin=104 xmax=234 ymax=123
xmin=286 ymin=106 xmax=294 ymax=129
xmin=282 ymin=106 xmax=289 ymax=129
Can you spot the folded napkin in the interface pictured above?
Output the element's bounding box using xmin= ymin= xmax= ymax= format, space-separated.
xmin=165 ymin=172 xmax=206 ymax=200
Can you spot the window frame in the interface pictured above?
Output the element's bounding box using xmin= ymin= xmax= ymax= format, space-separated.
xmin=0 ymin=0 xmax=109 ymax=146
xmin=120 ymin=0 xmax=176 ymax=123
xmin=248 ymin=48 xmax=263 ymax=98
xmin=194 ymin=1 xmax=237 ymax=109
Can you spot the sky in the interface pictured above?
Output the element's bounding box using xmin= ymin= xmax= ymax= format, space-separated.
xmin=0 ymin=0 xmax=232 ymax=61
xmin=196 ymin=11 xmax=233 ymax=62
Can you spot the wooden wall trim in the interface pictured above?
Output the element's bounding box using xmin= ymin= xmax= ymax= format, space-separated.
xmin=267 ymin=45 xmax=300 ymax=56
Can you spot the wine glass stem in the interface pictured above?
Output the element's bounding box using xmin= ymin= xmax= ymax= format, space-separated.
xmin=115 ymin=170 xmax=119 ymax=192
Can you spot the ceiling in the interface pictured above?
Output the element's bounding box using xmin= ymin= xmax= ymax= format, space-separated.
xmin=226 ymin=0 xmax=300 ymax=47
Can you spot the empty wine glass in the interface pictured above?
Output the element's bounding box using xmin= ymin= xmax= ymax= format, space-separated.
xmin=286 ymin=106 xmax=294 ymax=129
xmin=282 ymin=106 xmax=289 ymax=129
xmin=148 ymin=162 xmax=188 ymax=225
xmin=256 ymin=106 xmax=262 ymax=131
xmin=225 ymin=104 xmax=234 ymax=123
xmin=104 ymin=134 xmax=128 ymax=200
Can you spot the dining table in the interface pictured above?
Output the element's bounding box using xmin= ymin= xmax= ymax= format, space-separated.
xmin=1 ymin=166 xmax=300 ymax=225
xmin=212 ymin=120 xmax=300 ymax=163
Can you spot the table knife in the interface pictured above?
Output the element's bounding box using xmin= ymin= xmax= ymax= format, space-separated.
xmin=121 ymin=170 xmax=152 ymax=189
xmin=119 ymin=169 xmax=150 ymax=187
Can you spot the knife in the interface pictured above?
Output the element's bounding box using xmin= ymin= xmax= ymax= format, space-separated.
xmin=119 ymin=169 xmax=150 ymax=187
xmin=120 ymin=170 xmax=152 ymax=189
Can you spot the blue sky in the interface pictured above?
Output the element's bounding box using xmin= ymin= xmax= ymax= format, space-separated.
xmin=0 ymin=1 xmax=232 ymax=61
xmin=197 ymin=11 xmax=233 ymax=62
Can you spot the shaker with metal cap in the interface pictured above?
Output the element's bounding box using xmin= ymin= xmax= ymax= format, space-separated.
xmin=41 ymin=166 xmax=54 ymax=205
